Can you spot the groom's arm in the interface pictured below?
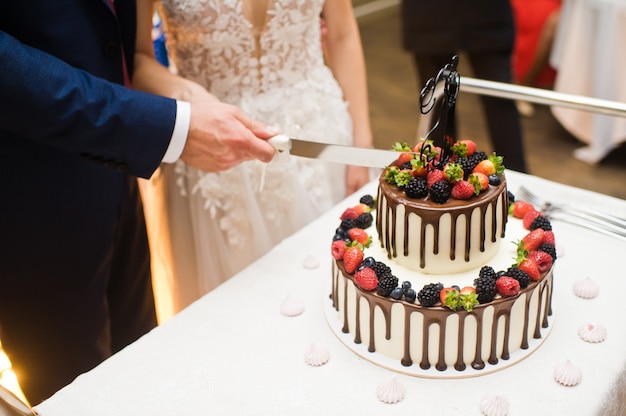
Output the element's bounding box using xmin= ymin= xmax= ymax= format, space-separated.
xmin=0 ymin=30 xmax=176 ymax=179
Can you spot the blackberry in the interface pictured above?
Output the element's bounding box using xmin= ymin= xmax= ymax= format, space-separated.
xmin=417 ymin=283 xmax=443 ymax=307
xmin=478 ymin=265 xmax=497 ymax=281
xmin=355 ymin=212 xmax=373 ymax=229
xmin=376 ymin=275 xmax=399 ymax=297
xmin=506 ymin=266 xmax=530 ymax=288
xmin=339 ymin=218 xmax=356 ymax=231
xmin=507 ymin=191 xmax=515 ymax=205
xmin=457 ymin=157 xmax=476 ymax=178
xmin=372 ymin=261 xmax=392 ymax=278
xmin=405 ymin=177 xmax=428 ymax=199
xmin=473 ymin=275 xmax=497 ymax=304
xmin=429 ymin=180 xmax=452 ymax=204
xmin=359 ymin=194 xmax=375 ymax=208
xmin=538 ymin=242 xmax=557 ymax=260
xmin=471 ymin=151 xmax=488 ymax=163
xmin=530 ymin=215 xmax=552 ymax=231
xmin=399 ymin=161 xmax=412 ymax=170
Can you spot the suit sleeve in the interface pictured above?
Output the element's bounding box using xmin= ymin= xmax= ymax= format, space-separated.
xmin=0 ymin=30 xmax=177 ymax=179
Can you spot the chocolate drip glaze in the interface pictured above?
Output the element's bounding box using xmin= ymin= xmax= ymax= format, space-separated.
xmin=376 ymin=175 xmax=508 ymax=272
xmin=331 ymin=261 xmax=554 ymax=373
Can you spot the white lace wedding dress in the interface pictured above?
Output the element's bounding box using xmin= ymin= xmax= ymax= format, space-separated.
xmin=147 ymin=0 xmax=354 ymax=316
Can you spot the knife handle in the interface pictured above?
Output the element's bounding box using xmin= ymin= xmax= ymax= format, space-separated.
xmin=268 ymin=134 xmax=291 ymax=154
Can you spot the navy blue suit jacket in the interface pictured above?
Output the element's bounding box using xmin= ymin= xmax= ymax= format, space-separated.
xmin=0 ymin=1 xmax=174 ymax=402
xmin=0 ymin=1 xmax=180 ymax=293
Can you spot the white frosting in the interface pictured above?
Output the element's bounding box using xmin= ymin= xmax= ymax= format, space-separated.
xmin=577 ymin=322 xmax=607 ymax=343
xmin=280 ymin=294 xmax=305 ymax=317
xmin=376 ymin=375 xmax=405 ymax=404
xmin=573 ymin=277 xmax=599 ymax=299
xmin=302 ymin=254 xmax=320 ymax=270
xmin=377 ymin=185 xmax=507 ymax=274
xmin=554 ymin=359 xmax=582 ymax=386
xmin=304 ymin=343 xmax=330 ymax=367
xmin=479 ymin=394 xmax=510 ymax=416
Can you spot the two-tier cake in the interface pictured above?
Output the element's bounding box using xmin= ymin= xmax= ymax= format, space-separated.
xmin=327 ymin=138 xmax=556 ymax=377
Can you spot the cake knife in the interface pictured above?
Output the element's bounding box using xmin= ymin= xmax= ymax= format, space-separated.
xmin=268 ymin=134 xmax=408 ymax=168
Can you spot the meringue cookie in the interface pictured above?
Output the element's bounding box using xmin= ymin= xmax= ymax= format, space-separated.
xmin=479 ymin=394 xmax=510 ymax=416
xmin=554 ymin=359 xmax=582 ymax=386
xmin=304 ymin=343 xmax=330 ymax=367
xmin=376 ymin=375 xmax=405 ymax=404
xmin=302 ymin=254 xmax=320 ymax=270
xmin=577 ymin=322 xmax=607 ymax=343
xmin=573 ymin=277 xmax=599 ymax=299
xmin=280 ymin=294 xmax=305 ymax=317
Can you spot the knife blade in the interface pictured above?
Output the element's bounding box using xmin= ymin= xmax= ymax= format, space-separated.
xmin=268 ymin=134 xmax=403 ymax=168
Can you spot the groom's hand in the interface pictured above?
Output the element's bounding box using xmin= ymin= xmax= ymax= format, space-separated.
xmin=180 ymin=101 xmax=278 ymax=172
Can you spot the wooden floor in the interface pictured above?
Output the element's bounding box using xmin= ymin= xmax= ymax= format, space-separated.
xmin=356 ymin=4 xmax=626 ymax=200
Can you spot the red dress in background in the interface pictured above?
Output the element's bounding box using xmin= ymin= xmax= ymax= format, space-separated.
xmin=511 ymin=0 xmax=562 ymax=87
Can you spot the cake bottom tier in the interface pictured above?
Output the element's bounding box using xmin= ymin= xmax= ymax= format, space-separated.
xmin=327 ymin=262 xmax=554 ymax=378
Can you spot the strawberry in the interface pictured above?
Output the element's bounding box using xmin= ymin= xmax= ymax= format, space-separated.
xmin=340 ymin=207 xmax=359 ymax=220
xmin=348 ymin=228 xmax=371 ymax=247
xmin=331 ymin=240 xmax=347 ymax=260
xmin=511 ymin=201 xmax=536 ymax=219
xmin=460 ymin=286 xmax=476 ymax=295
xmin=527 ymin=250 xmax=553 ymax=273
xmin=522 ymin=210 xmax=543 ymax=229
xmin=468 ymin=172 xmax=489 ymax=191
xmin=426 ymin=169 xmax=444 ymax=188
xmin=473 ymin=159 xmax=496 ymax=176
xmin=518 ymin=258 xmax=540 ymax=281
xmin=397 ymin=152 xmax=414 ymax=166
xmin=496 ymin=276 xmax=520 ymax=297
xmin=442 ymin=163 xmax=464 ymax=183
xmin=343 ymin=246 xmax=364 ymax=274
xmin=352 ymin=203 xmax=371 ymax=216
xmin=440 ymin=287 xmax=460 ymax=310
xmin=543 ymin=230 xmax=556 ymax=245
xmin=473 ymin=153 xmax=504 ymax=176
xmin=439 ymin=287 xmax=456 ymax=304
xmin=451 ymin=180 xmax=476 ymax=200
xmin=459 ymin=139 xmax=476 ymax=156
xmin=410 ymin=159 xmax=428 ymax=177
xmin=354 ymin=267 xmax=378 ymax=291
xmin=521 ymin=228 xmax=545 ymax=251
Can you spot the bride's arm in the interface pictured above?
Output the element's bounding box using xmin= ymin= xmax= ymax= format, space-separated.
xmin=132 ymin=0 xmax=218 ymax=103
xmin=322 ymin=0 xmax=374 ymax=195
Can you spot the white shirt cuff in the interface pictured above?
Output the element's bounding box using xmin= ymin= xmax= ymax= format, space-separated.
xmin=162 ymin=100 xmax=190 ymax=163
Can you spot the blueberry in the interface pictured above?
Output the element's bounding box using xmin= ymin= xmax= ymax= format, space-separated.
xmin=488 ymin=174 xmax=501 ymax=186
xmin=357 ymin=257 xmax=376 ymax=271
xmin=401 ymin=281 xmax=412 ymax=290
xmin=390 ymin=287 xmax=404 ymax=300
xmin=452 ymin=285 xmax=460 ymax=291
xmin=404 ymin=288 xmax=417 ymax=303
xmin=332 ymin=233 xmax=344 ymax=241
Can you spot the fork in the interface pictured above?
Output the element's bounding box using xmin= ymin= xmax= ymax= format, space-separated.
xmin=516 ymin=186 xmax=626 ymax=241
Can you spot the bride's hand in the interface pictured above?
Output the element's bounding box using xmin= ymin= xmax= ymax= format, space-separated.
xmin=345 ymin=165 xmax=370 ymax=196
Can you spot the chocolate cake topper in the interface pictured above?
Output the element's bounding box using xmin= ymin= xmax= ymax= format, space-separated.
xmin=418 ymin=55 xmax=460 ymax=169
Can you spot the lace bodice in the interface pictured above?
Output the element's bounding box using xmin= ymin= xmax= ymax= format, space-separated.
xmin=159 ymin=0 xmax=327 ymax=104
xmin=154 ymin=0 xmax=352 ymax=264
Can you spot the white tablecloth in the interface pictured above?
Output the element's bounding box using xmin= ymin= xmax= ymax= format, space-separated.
xmin=35 ymin=172 xmax=626 ymax=415
xmin=550 ymin=0 xmax=626 ymax=163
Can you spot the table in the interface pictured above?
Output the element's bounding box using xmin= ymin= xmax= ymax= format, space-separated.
xmin=34 ymin=172 xmax=626 ymax=415
xmin=550 ymin=0 xmax=626 ymax=163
